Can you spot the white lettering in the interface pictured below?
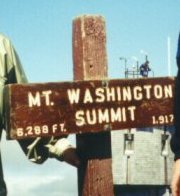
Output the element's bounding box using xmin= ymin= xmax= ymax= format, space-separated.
xmin=60 ymin=123 xmax=66 ymax=132
xmin=127 ymin=106 xmax=136 ymax=121
xmin=111 ymin=108 xmax=121 ymax=122
xmin=122 ymin=86 xmax=132 ymax=101
xmin=122 ymin=107 xmax=126 ymax=122
xmin=28 ymin=92 xmax=41 ymax=107
xmin=75 ymin=106 xmax=137 ymax=127
xmin=154 ymin=85 xmax=163 ymax=99
xmin=67 ymin=89 xmax=80 ymax=104
xmin=133 ymin=86 xmax=143 ymax=100
xmin=98 ymin=109 xmax=109 ymax=123
xmin=143 ymin=85 xmax=152 ymax=99
xmin=106 ymin=87 xmax=116 ymax=101
xmin=116 ymin=87 xmax=121 ymax=101
xmin=86 ymin=109 xmax=97 ymax=124
xmin=42 ymin=90 xmax=52 ymax=106
xmin=83 ymin=89 xmax=93 ymax=103
xmin=95 ymin=88 xmax=105 ymax=102
xmin=164 ymin=85 xmax=173 ymax=98
xmin=75 ymin=110 xmax=85 ymax=126
xmin=52 ymin=124 xmax=58 ymax=133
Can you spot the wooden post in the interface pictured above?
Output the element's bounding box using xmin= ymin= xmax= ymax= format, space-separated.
xmin=73 ymin=15 xmax=114 ymax=196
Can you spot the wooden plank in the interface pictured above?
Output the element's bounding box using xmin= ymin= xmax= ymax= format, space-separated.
xmin=4 ymin=76 xmax=175 ymax=140
xmin=73 ymin=15 xmax=114 ymax=196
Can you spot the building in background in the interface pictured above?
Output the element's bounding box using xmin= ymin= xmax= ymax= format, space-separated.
xmin=111 ymin=59 xmax=173 ymax=196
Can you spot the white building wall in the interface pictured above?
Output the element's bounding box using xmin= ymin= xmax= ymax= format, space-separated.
xmin=111 ymin=127 xmax=174 ymax=185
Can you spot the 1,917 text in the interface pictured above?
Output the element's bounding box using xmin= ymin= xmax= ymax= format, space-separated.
xmin=152 ymin=114 xmax=174 ymax=125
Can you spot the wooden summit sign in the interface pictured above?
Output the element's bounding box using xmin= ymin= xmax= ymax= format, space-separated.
xmin=5 ymin=76 xmax=175 ymax=140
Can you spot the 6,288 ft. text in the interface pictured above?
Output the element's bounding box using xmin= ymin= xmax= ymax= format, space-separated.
xmin=16 ymin=123 xmax=67 ymax=138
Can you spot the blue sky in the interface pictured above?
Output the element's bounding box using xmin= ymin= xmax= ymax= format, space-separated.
xmin=0 ymin=0 xmax=180 ymax=195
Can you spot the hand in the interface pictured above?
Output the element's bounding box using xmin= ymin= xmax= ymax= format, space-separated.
xmin=171 ymin=159 xmax=180 ymax=196
xmin=47 ymin=138 xmax=80 ymax=167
